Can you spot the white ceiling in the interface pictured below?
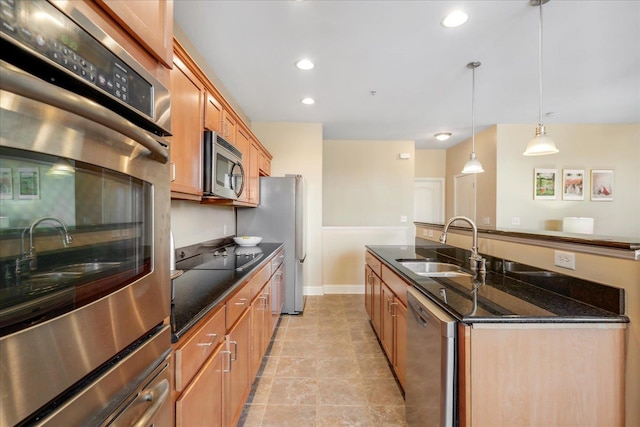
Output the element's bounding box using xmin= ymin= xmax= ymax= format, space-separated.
xmin=174 ymin=1 xmax=640 ymax=149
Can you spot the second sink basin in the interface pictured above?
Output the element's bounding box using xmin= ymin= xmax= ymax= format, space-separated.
xmin=397 ymin=260 xmax=472 ymax=277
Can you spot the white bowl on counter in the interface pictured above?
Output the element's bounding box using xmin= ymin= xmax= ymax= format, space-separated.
xmin=233 ymin=236 xmax=262 ymax=247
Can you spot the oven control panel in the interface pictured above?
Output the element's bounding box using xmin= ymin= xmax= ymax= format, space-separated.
xmin=0 ymin=0 xmax=153 ymax=120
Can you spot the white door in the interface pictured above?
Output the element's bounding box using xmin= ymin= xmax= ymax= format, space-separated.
xmin=454 ymin=174 xmax=476 ymax=222
xmin=413 ymin=178 xmax=444 ymax=223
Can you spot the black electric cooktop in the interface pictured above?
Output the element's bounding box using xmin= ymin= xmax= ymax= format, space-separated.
xmin=171 ymin=242 xmax=282 ymax=342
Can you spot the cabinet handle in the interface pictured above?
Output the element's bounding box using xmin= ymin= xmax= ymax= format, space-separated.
xmin=196 ymin=333 xmax=218 ymax=347
xmin=221 ymin=350 xmax=232 ymax=373
xmin=230 ymin=340 xmax=238 ymax=362
xmin=235 ymin=298 xmax=248 ymax=306
xmin=170 ymin=162 xmax=176 ymax=182
xmin=390 ymin=302 xmax=398 ymax=317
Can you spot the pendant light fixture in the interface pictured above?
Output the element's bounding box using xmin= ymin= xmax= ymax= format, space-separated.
xmin=523 ymin=0 xmax=559 ymax=156
xmin=462 ymin=61 xmax=484 ymax=174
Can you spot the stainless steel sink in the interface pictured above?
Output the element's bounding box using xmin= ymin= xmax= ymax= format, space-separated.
xmin=397 ymin=260 xmax=472 ymax=277
xmin=54 ymin=262 xmax=121 ymax=274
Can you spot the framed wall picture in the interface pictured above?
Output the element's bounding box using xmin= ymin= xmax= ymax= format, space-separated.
xmin=18 ymin=167 xmax=39 ymax=199
xmin=534 ymin=168 xmax=557 ymax=200
xmin=562 ymin=169 xmax=585 ymax=201
xmin=0 ymin=168 xmax=12 ymax=199
xmin=591 ymin=169 xmax=613 ymax=201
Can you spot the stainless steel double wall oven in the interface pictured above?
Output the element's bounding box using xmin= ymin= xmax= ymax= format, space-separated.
xmin=0 ymin=1 xmax=172 ymax=425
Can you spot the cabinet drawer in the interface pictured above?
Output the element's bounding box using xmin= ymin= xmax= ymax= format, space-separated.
xmin=250 ymin=263 xmax=272 ymax=300
xmin=382 ymin=264 xmax=410 ymax=306
xmin=366 ymin=251 xmax=382 ymax=277
xmin=226 ymin=282 xmax=251 ymax=329
xmin=174 ymin=306 xmax=225 ymax=392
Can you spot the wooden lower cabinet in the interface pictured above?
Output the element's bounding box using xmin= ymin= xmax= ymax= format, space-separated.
xmin=365 ymin=250 xmax=407 ymax=391
xmin=393 ymin=297 xmax=407 ymax=389
xmin=225 ymin=309 xmax=251 ymax=427
xmin=380 ymin=282 xmax=394 ymax=357
xmin=175 ymin=344 xmax=227 ymax=427
xmin=459 ymin=323 xmax=626 ymax=427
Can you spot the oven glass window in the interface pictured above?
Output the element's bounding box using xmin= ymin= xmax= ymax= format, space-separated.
xmin=0 ymin=147 xmax=152 ymax=336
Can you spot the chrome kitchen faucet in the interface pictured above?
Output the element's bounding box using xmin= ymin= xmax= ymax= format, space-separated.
xmin=439 ymin=215 xmax=486 ymax=274
xmin=16 ymin=216 xmax=73 ymax=275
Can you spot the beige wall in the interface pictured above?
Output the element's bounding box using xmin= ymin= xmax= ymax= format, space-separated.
xmin=445 ymin=126 xmax=498 ymax=226
xmin=251 ymin=122 xmax=323 ymax=293
xmin=417 ymin=223 xmax=640 ymax=427
xmin=496 ymin=124 xmax=640 ymax=237
xmin=171 ymin=201 xmax=234 ymax=248
xmin=323 ymin=139 xmax=415 ymax=228
xmin=415 ymin=149 xmax=446 ymax=177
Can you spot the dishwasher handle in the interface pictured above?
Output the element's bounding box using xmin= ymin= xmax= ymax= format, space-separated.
xmin=407 ymin=287 xmax=456 ymax=338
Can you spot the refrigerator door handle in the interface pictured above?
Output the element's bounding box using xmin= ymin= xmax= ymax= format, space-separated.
xmin=297 ymin=254 xmax=307 ymax=263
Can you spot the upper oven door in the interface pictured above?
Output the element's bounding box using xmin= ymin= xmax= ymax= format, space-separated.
xmin=0 ymin=61 xmax=171 ymax=425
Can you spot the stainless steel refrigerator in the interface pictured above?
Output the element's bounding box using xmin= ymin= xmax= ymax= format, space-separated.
xmin=236 ymin=175 xmax=306 ymax=314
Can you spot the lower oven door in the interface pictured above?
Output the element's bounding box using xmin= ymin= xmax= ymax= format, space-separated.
xmin=35 ymin=325 xmax=172 ymax=426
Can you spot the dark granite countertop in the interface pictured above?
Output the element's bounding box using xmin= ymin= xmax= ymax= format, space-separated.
xmin=170 ymin=243 xmax=283 ymax=342
xmin=366 ymin=243 xmax=628 ymax=324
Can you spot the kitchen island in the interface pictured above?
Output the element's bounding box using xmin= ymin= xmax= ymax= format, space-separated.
xmin=365 ymin=243 xmax=627 ymax=427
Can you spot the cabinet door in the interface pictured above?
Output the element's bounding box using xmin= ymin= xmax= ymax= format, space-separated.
xmin=221 ymin=110 xmax=237 ymax=144
xmin=175 ymin=344 xmax=226 ymax=427
xmin=225 ymin=309 xmax=251 ymax=427
xmin=169 ymin=56 xmax=203 ymax=199
xmin=271 ymin=265 xmax=284 ymax=333
xmin=205 ymin=92 xmax=223 ymax=133
xmin=364 ymin=266 xmax=374 ymax=319
xmin=248 ymin=140 xmax=260 ymax=205
xmin=250 ymin=288 xmax=268 ymax=379
xmin=393 ymin=298 xmax=407 ymax=390
xmin=259 ymin=149 xmax=271 ymax=176
xmin=381 ymin=283 xmax=394 ymax=359
xmin=372 ymin=273 xmax=382 ymax=336
xmin=97 ymin=0 xmax=173 ymax=67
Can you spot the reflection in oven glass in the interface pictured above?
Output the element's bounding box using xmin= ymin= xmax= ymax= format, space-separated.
xmin=0 ymin=146 xmax=152 ymax=336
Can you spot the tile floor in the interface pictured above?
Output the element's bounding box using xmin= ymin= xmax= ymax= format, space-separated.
xmin=239 ymin=294 xmax=408 ymax=427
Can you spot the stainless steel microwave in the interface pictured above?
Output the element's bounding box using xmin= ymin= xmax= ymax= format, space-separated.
xmin=203 ymin=130 xmax=245 ymax=200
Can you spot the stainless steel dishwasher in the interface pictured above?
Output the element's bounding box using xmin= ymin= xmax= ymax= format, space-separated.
xmin=406 ymin=287 xmax=457 ymax=427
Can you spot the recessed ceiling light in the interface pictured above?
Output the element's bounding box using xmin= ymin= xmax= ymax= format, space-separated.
xmin=295 ymin=59 xmax=315 ymax=70
xmin=434 ymin=132 xmax=452 ymax=141
xmin=442 ymin=10 xmax=469 ymax=28
xmin=301 ymin=97 xmax=315 ymax=105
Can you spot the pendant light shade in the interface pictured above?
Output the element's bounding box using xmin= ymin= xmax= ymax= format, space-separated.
xmin=462 ymin=61 xmax=484 ymax=174
xmin=523 ymin=0 xmax=559 ymax=156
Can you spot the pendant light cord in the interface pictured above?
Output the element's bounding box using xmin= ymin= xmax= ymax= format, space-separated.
xmin=472 ymin=65 xmax=476 ymax=153
xmin=538 ymin=1 xmax=544 ymax=127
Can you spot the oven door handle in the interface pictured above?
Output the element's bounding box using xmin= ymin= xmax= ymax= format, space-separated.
xmin=131 ymin=378 xmax=170 ymax=427
xmin=0 ymin=61 xmax=169 ymax=164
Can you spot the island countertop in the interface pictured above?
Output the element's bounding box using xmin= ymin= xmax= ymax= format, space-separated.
xmin=366 ymin=243 xmax=628 ymax=324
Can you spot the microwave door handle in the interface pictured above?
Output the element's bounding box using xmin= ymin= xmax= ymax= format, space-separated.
xmin=232 ymin=162 xmax=245 ymax=198
xmin=0 ymin=61 xmax=169 ymax=164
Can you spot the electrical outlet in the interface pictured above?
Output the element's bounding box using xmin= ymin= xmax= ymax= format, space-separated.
xmin=223 ymin=224 xmax=227 ymax=235
xmin=422 ymin=229 xmax=429 ymax=237
xmin=511 ymin=217 xmax=521 ymax=225
xmin=554 ymin=250 xmax=576 ymax=270
xmin=427 ymin=229 xmax=434 ymax=238
xmin=400 ymin=216 xmax=407 ymax=223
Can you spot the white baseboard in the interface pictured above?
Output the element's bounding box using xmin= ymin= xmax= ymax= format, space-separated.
xmin=303 ymin=286 xmax=325 ymax=296
xmin=322 ymin=284 xmax=365 ymax=294
xmin=303 ymin=285 xmax=365 ymax=295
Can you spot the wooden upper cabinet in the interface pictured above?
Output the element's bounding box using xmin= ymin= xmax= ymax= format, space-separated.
xmin=205 ymin=92 xmax=223 ymax=133
xmin=97 ymin=0 xmax=174 ymax=68
xmin=248 ymin=140 xmax=260 ymax=205
xmin=221 ymin=110 xmax=237 ymax=144
xmin=169 ymin=53 xmax=204 ymax=200
xmin=259 ymin=149 xmax=271 ymax=176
